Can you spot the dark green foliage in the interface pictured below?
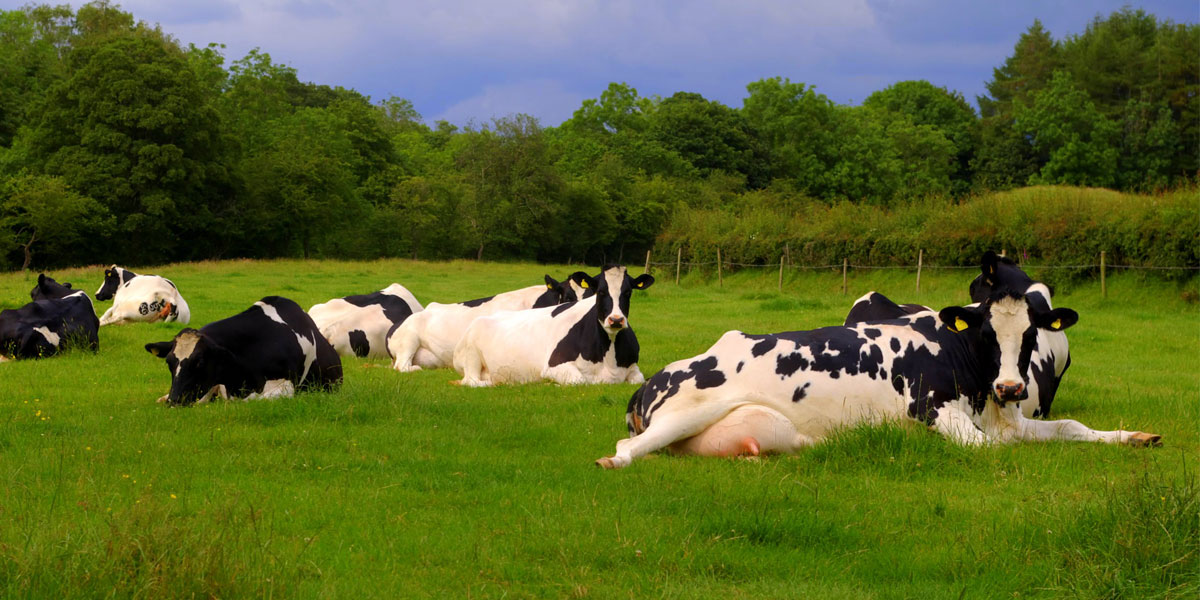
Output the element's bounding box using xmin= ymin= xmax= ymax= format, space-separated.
xmin=0 ymin=3 xmax=1194 ymax=271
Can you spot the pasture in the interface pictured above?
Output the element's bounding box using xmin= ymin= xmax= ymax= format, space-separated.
xmin=0 ymin=259 xmax=1196 ymax=599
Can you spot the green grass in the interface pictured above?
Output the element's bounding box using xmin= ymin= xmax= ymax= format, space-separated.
xmin=0 ymin=259 xmax=1196 ymax=598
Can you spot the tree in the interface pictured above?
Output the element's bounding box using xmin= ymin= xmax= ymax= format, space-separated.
xmin=647 ymin=91 xmax=766 ymax=187
xmin=1 ymin=174 xmax=108 ymax=270
xmin=980 ymin=20 xmax=1062 ymax=119
xmin=741 ymin=77 xmax=840 ymax=189
xmin=864 ymin=81 xmax=977 ymax=196
xmin=1015 ymin=70 xmax=1119 ymax=187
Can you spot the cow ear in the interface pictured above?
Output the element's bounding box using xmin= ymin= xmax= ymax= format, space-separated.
xmin=38 ymin=273 xmax=47 ymax=284
xmin=64 ymin=282 xmax=72 ymax=289
xmin=1035 ymin=308 xmax=1078 ymax=332
xmin=938 ymin=306 xmax=982 ymax=333
xmin=145 ymin=341 xmax=174 ymax=358
xmin=574 ymin=273 xmax=596 ymax=290
xmin=632 ymin=274 xmax=655 ymax=290
xmin=980 ymin=250 xmax=999 ymax=279
xmin=544 ymin=274 xmax=559 ymax=290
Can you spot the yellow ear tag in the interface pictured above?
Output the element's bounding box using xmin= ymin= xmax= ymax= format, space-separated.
xmin=580 ymin=280 xmax=588 ymax=288
xmin=954 ymin=317 xmax=968 ymax=332
xmin=547 ymin=283 xmax=554 ymax=290
xmin=1051 ymin=319 xmax=1062 ymax=330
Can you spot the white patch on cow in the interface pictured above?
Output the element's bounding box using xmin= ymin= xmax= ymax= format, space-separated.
xmin=255 ymin=301 xmax=288 ymax=325
xmin=247 ymin=379 xmax=295 ymax=399
xmin=989 ymin=296 xmax=1031 ymax=387
xmin=603 ymin=266 xmax=627 ymax=327
xmin=294 ymin=332 xmax=317 ymax=383
xmin=171 ymin=331 xmax=201 ymax=362
xmin=822 ymin=341 xmax=840 ymax=357
xmin=32 ymin=326 xmax=60 ymax=347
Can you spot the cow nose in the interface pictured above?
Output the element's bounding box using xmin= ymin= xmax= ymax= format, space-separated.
xmin=994 ymin=381 xmax=1025 ymax=400
xmin=607 ymin=316 xmax=625 ymax=329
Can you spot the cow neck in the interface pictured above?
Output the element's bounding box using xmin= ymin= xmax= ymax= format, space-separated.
xmin=936 ymin=325 xmax=990 ymax=409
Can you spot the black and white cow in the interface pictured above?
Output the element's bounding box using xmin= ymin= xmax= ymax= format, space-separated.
xmin=1 ymin=279 xmax=99 ymax=362
xmin=844 ymin=252 xmax=1070 ymax=418
xmin=309 ymin=283 xmax=423 ymax=359
xmin=388 ymin=272 xmax=590 ymax=372
xmin=95 ymin=265 xmax=191 ymax=325
xmin=598 ymin=290 xmax=1159 ymax=469
xmin=144 ymin=296 xmax=342 ymax=405
xmin=452 ymin=265 xmax=654 ymax=386
xmin=30 ymin=273 xmax=78 ymax=301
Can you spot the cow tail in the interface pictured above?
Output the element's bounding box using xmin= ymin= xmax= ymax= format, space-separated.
xmin=625 ymin=384 xmax=648 ymax=436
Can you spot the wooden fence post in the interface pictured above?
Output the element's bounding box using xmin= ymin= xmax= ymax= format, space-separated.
xmin=778 ymin=255 xmax=784 ymax=292
xmin=785 ymin=243 xmax=791 ymax=266
xmin=675 ymin=247 xmax=682 ymax=285
xmin=842 ymin=257 xmax=848 ymax=295
xmin=916 ymin=249 xmax=924 ymax=294
xmin=644 ymin=250 xmax=651 ymax=274
xmin=1100 ymin=251 xmax=1107 ymax=299
xmin=717 ymin=248 xmax=723 ymax=287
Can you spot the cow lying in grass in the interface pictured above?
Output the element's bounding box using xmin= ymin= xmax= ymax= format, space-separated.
xmin=145 ymin=296 xmax=341 ymax=405
xmin=95 ymin=265 xmax=191 ymax=326
xmin=453 ymin=265 xmax=653 ymax=386
xmin=309 ymin=283 xmax=423 ymax=359
xmin=388 ymin=272 xmax=588 ymax=372
xmin=1 ymin=275 xmax=99 ymax=361
xmin=598 ymin=290 xmax=1160 ymax=469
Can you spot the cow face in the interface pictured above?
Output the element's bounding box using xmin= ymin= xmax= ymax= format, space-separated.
xmin=30 ymin=274 xmax=74 ymax=301
xmin=95 ymin=265 xmax=132 ymax=301
xmin=145 ymin=330 xmax=251 ymax=405
xmin=939 ymin=293 xmax=1077 ymax=403
xmin=533 ymin=272 xmax=592 ymax=308
xmin=582 ymin=265 xmax=654 ymax=335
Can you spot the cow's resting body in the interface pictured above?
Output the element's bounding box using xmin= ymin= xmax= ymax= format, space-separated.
xmin=388 ymin=273 xmax=588 ymax=372
xmin=453 ymin=265 xmax=654 ymax=386
xmin=1 ymin=277 xmax=99 ymax=361
xmin=844 ymin=251 xmax=1069 ymax=418
xmin=95 ymin=265 xmax=191 ymax=326
xmin=598 ymin=291 xmax=1158 ymax=469
xmin=145 ymin=296 xmax=342 ymax=405
xmin=309 ymin=283 xmax=423 ymax=359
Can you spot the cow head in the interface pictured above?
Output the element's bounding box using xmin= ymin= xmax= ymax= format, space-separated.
xmin=533 ymin=272 xmax=592 ymax=308
xmin=969 ymin=251 xmax=1050 ymax=304
xmin=145 ymin=329 xmax=255 ymax=406
xmin=581 ymin=265 xmax=654 ymax=335
xmin=939 ymin=291 xmax=1078 ymax=404
xmin=30 ymin=274 xmax=75 ymax=301
xmin=96 ymin=265 xmax=136 ymax=301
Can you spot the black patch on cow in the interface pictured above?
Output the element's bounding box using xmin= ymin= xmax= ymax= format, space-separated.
xmin=614 ymin=328 xmax=640 ymax=368
xmin=792 ymin=382 xmax=810 ymax=402
xmin=750 ymin=337 xmax=777 ymax=357
xmin=120 ymin=269 xmax=137 ymax=284
xmin=890 ymin=338 xmax=901 ymax=352
xmin=736 ymin=361 xmax=744 ymax=373
xmin=862 ymin=328 xmax=882 ymax=339
xmin=689 ymin=356 xmax=726 ymax=389
xmin=0 ymin=292 xmax=99 ymax=360
xmin=551 ymin=302 xmax=575 ymax=317
xmin=343 ymin=290 xmax=418 ymax=326
xmin=461 ymin=295 xmax=494 ymax=308
xmin=548 ymin=316 xmax=611 ymax=367
xmin=348 ymin=330 xmax=370 ymax=357
xmin=637 ymin=354 xmax=725 ymax=426
xmin=844 ymin=291 xmax=930 ymax=326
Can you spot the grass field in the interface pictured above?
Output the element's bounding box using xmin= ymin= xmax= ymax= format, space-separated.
xmin=0 ymin=259 xmax=1196 ymax=599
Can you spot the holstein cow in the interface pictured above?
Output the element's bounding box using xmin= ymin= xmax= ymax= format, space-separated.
xmin=309 ymin=283 xmax=423 ymax=359
xmin=1 ymin=278 xmax=99 ymax=362
xmin=597 ymin=290 xmax=1159 ymax=469
xmin=844 ymin=251 xmax=1069 ymax=418
xmin=452 ymin=265 xmax=654 ymax=386
xmin=388 ymin=272 xmax=589 ymax=372
xmin=144 ymin=296 xmax=342 ymax=405
xmin=95 ymin=265 xmax=191 ymax=326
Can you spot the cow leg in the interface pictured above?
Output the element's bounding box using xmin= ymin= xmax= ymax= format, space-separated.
xmin=543 ymin=363 xmax=587 ymax=385
xmin=98 ymin=306 xmax=118 ymax=326
xmin=597 ymin=401 xmax=741 ymax=469
xmin=1016 ymin=416 xmax=1161 ymax=446
xmin=454 ymin=347 xmax=491 ymax=387
xmin=931 ymin=405 xmax=992 ymax=445
xmin=624 ymin=365 xmax=646 ymax=384
xmin=245 ymin=380 xmax=295 ymax=400
xmin=669 ymin=405 xmax=813 ymax=457
xmin=388 ymin=326 xmax=423 ymax=372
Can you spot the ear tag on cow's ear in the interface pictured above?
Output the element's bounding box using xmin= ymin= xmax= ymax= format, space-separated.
xmin=1051 ymin=319 xmax=1062 ymax=330
xmin=580 ymin=280 xmax=589 ymax=289
xmin=546 ymin=283 xmax=554 ymax=290
xmin=954 ymin=317 xmax=969 ymax=332
xmin=635 ymin=280 xmax=646 ymax=289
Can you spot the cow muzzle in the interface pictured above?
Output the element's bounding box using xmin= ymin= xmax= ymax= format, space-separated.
xmin=605 ymin=316 xmax=626 ymax=330
xmin=993 ymin=381 xmax=1027 ymax=402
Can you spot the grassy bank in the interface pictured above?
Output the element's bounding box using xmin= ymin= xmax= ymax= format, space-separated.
xmin=0 ymin=259 xmax=1196 ymax=598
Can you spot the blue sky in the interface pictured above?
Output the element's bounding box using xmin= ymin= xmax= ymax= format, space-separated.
xmin=91 ymin=0 xmax=1200 ymax=126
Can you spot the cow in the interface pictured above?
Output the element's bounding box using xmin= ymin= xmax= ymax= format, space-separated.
xmin=309 ymin=283 xmax=424 ymax=359
xmin=30 ymin=273 xmax=79 ymax=301
xmin=95 ymin=265 xmax=191 ymax=326
xmin=144 ymin=296 xmax=342 ymax=405
xmin=452 ymin=265 xmax=654 ymax=386
xmin=597 ymin=290 xmax=1160 ymax=469
xmin=844 ymin=251 xmax=1069 ymax=418
xmin=388 ymin=272 xmax=590 ymax=372
xmin=1 ymin=281 xmax=99 ymax=362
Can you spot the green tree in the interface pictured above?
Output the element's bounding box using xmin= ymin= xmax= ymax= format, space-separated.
xmin=864 ymin=80 xmax=977 ymax=196
xmin=741 ymin=77 xmax=840 ymax=189
xmin=0 ymin=174 xmax=109 ymax=270
xmin=647 ymin=91 xmax=765 ymax=187
xmin=1015 ymin=70 xmax=1119 ymax=187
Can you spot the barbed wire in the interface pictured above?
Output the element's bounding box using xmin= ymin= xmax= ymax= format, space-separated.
xmin=645 ymin=259 xmax=1198 ymax=271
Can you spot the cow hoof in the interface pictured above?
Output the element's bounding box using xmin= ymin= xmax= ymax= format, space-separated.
xmin=595 ymin=457 xmax=617 ymax=469
xmin=1128 ymin=432 xmax=1163 ymax=447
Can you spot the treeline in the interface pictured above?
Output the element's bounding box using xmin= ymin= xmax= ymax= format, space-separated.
xmin=0 ymin=2 xmax=1196 ymax=271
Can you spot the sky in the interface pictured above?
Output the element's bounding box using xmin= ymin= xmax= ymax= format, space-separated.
xmin=40 ymin=0 xmax=1200 ymax=127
